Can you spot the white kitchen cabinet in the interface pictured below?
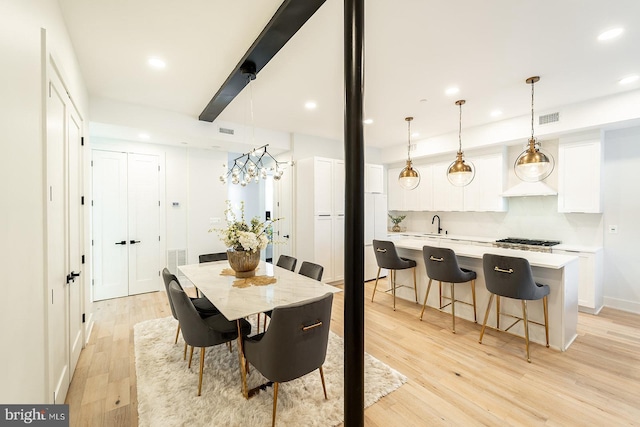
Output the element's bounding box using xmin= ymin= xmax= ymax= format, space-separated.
xmin=557 ymin=138 xmax=602 ymax=213
xmin=432 ymin=162 xmax=464 ymax=211
xmin=365 ymin=163 xmax=384 ymax=193
xmin=387 ymin=165 xmax=432 ymax=211
xmin=554 ymin=248 xmax=603 ymax=314
xmin=296 ymin=157 xmax=345 ymax=282
xmin=463 ymin=152 xmax=507 ymax=212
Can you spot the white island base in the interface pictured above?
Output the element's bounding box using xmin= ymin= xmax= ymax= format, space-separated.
xmin=385 ymin=238 xmax=579 ymax=351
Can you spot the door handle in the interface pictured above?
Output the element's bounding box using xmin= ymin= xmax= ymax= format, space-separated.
xmin=130 ymin=240 xmax=141 ymax=244
xmin=115 ymin=240 xmax=127 ymax=245
xmin=283 ymin=235 xmax=290 ymax=239
xmin=66 ymin=271 xmax=81 ymax=284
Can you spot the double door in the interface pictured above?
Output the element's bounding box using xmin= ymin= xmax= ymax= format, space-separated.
xmin=92 ymin=150 xmax=161 ymax=301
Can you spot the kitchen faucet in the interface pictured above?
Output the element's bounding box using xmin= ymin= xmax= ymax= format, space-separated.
xmin=432 ymin=215 xmax=442 ymax=234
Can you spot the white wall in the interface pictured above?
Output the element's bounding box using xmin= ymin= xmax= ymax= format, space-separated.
xmin=602 ymin=126 xmax=640 ymax=313
xmin=0 ymin=0 xmax=89 ymax=403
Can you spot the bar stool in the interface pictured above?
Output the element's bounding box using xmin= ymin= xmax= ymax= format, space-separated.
xmin=420 ymin=246 xmax=477 ymax=333
xmin=479 ymin=253 xmax=550 ymax=362
xmin=371 ymin=240 xmax=418 ymax=310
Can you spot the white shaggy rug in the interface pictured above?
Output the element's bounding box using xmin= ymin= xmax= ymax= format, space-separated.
xmin=134 ymin=316 xmax=406 ymax=426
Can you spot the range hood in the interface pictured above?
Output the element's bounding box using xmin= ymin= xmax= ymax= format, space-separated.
xmin=501 ymin=181 xmax=557 ymax=197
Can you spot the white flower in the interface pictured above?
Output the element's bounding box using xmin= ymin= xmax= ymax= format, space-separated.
xmin=210 ymin=200 xmax=280 ymax=253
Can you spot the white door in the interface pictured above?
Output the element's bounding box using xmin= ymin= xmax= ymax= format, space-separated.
xmin=128 ymin=153 xmax=161 ymax=295
xmin=92 ymin=151 xmax=161 ymax=300
xmin=93 ymin=151 xmax=129 ymax=300
xmin=273 ymin=161 xmax=294 ymax=262
xmin=67 ymin=104 xmax=83 ymax=375
xmin=47 ymin=69 xmax=70 ymax=404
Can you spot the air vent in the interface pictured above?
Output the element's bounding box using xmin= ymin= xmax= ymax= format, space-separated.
xmin=219 ymin=127 xmax=235 ymax=135
xmin=539 ymin=112 xmax=559 ymax=125
xmin=167 ymin=249 xmax=187 ymax=278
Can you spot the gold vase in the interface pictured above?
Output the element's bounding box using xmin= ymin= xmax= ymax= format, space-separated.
xmin=227 ymin=249 xmax=260 ymax=278
xmin=392 ymin=224 xmax=401 ymax=232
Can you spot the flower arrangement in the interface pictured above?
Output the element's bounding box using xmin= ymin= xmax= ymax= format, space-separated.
xmin=388 ymin=213 xmax=406 ymax=232
xmin=211 ymin=200 xmax=279 ymax=253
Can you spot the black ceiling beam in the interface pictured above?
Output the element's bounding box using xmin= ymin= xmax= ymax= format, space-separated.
xmin=199 ymin=0 xmax=327 ymax=122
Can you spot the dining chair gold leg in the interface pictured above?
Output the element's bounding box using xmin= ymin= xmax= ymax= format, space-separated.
xmin=319 ymin=366 xmax=328 ymax=399
xmin=175 ymin=324 xmax=181 ymax=344
xmin=496 ymin=296 xmax=501 ymax=330
xmin=371 ymin=267 xmax=381 ymax=302
xmin=184 ymin=343 xmax=188 ymax=360
xmin=419 ymin=278 xmax=433 ymax=320
xmin=479 ymin=293 xmax=494 ymax=343
xmin=413 ymin=267 xmax=418 ymax=303
xmin=522 ymin=300 xmax=531 ymax=362
xmin=198 ymin=347 xmax=205 ymax=396
xmin=272 ymin=382 xmax=279 ymax=427
xmin=471 ymin=279 xmax=477 ymax=323
xmin=188 ymin=346 xmax=194 ymax=368
xmin=451 ymin=282 xmax=456 ymax=334
xmin=543 ymin=295 xmax=550 ymax=348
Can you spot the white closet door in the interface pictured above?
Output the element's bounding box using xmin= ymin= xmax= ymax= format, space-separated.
xmin=128 ymin=153 xmax=161 ymax=295
xmin=92 ymin=150 xmax=129 ymax=301
xmin=46 ymin=69 xmax=70 ymax=404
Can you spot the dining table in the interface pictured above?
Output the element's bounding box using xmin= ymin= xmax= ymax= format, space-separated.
xmin=178 ymin=260 xmax=342 ymax=398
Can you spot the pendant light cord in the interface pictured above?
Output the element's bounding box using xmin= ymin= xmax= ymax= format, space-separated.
xmin=406 ymin=117 xmax=412 ymax=162
xmin=458 ymin=102 xmax=463 ymax=153
xmin=530 ymin=78 xmax=535 ymax=141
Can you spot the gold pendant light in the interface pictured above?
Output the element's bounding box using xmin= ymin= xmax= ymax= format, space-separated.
xmin=514 ymin=76 xmax=555 ymax=182
xmin=398 ymin=116 xmax=420 ymax=190
xmin=447 ymin=100 xmax=475 ymax=186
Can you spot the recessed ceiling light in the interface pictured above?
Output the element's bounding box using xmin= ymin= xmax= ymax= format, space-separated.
xmin=138 ymin=133 xmax=150 ymax=140
xmin=445 ymin=87 xmax=459 ymax=96
xmin=490 ymin=110 xmax=503 ymax=117
xmin=619 ymin=74 xmax=639 ymax=85
xmin=304 ymin=101 xmax=317 ymax=110
xmin=148 ymin=57 xmax=166 ymax=69
xmin=363 ymin=118 xmax=374 ymax=124
xmin=598 ymin=28 xmax=624 ymax=41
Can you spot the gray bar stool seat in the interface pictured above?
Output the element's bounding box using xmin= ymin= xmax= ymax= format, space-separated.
xmin=479 ymin=253 xmax=550 ymax=362
xmin=420 ymin=246 xmax=477 ymax=333
xmin=371 ymin=240 xmax=418 ymax=310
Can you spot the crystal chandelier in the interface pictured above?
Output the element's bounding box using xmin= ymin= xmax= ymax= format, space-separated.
xmin=220 ymin=144 xmax=289 ymax=186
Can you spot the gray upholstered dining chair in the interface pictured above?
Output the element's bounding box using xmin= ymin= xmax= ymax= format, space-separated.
xmin=199 ymin=252 xmax=228 ymax=263
xmin=371 ymin=240 xmax=418 ymax=310
xmin=479 ymin=253 xmax=550 ymax=362
xmin=275 ymin=254 xmax=297 ymax=272
xmin=243 ymin=293 xmax=334 ymax=427
xmin=298 ymin=261 xmax=324 ymax=281
xmin=162 ymin=268 xmax=219 ymax=343
xmin=420 ymin=246 xmax=477 ymax=333
xmin=169 ymin=281 xmax=251 ymax=396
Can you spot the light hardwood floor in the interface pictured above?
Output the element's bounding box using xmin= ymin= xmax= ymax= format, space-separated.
xmin=66 ymin=279 xmax=640 ymax=426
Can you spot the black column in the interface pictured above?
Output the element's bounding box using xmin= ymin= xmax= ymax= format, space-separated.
xmin=343 ymin=0 xmax=365 ymax=425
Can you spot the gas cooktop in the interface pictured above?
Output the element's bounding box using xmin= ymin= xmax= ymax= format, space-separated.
xmin=494 ymin=238 xmax=561 ymax=253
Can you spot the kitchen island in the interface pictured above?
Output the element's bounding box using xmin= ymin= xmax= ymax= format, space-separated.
xmin=386 ymin=237 xmax=579 ymax=351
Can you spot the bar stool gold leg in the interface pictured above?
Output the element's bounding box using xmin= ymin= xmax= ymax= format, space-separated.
xmin=438 ymin=281 xmax=443 ymax=308
xmin=543 ymin=295 xmax=550 ymax=348
xmin=471 ymin=279 xmax=477 ymax=323
xmin=522 ymin=300 xmax=531 ymax=363
xmin=392 ymin=269 xmax=396 ymax=311
xmin=496 ymin=296 xmax=501 ymax=330
xmin=413 ymin=267 xmax=418 ymax=303
xmin=371 ymin=267 xmax=382 ymax=302
xmin=419 ymin=278 xmax=433 ymax=320
xmin=479 ymin=293 xmax=494 ymax=343
xmin=451 ymin=282 xmax=456 ymax=333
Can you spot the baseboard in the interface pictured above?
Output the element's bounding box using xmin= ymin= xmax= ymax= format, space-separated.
xmin=603 ymin=296 xmax=640 ymax=314
xmin=84 ymin=312 xmax=95 ymax=346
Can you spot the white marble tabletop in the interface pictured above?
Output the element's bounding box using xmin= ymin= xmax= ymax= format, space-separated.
xmin=179 ymin=261 xmax=342 ymax=321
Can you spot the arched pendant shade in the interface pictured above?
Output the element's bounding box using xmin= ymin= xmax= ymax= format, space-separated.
xmin=447 ymin=100 xmax=475 ymax=187
xmin=398 ymin=117 xmax=420 ymax=190
xmin=515 ymin=76 xmax=555 ymax=182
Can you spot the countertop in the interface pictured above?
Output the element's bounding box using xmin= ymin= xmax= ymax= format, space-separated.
xmin=393 ymin=238 xmax=579 ymax=269
xmin=387 ymin=231 xmax=602 ymax=253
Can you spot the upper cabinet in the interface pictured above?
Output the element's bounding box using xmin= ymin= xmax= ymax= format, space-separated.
xmin=557 ymin=136 xmax=602 ymax=213
xmin=387 ymin=165 xmax=433 ymax=211
xmin=432 ymin=162 xmax=464 ymax=211
xmin=462 ymin=151 xmax=507 ymax=212
xmin=365 ymin=163 xmax=384 ymax=193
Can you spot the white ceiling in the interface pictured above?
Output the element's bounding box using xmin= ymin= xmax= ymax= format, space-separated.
xmin=59 ymin=0 xmax=640 ymax=150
